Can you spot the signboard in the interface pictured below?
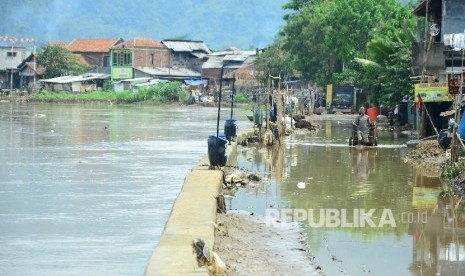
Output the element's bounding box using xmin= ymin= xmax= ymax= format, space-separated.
xmin=111 ymin=67 xmax=133 ymax=79
xmin=414 ymin=83 xmax=451 ymax=102
xmin=326 ymin=84 xmax=333 ymax=104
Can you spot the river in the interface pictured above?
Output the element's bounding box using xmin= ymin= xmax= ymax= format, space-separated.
xmin=231 ymin=118 xmax=465 ymax=276
xmin=2 ymin=103 xmax=464 ymax=276
xmin=0 ymin=102 xmax=249 ymax=276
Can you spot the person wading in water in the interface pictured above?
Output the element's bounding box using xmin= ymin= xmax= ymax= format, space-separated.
xmin=353 ymin=107 xmax=371 ymax=145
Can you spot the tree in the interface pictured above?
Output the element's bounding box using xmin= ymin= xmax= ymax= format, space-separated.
xmin=280 ymin=0 xmax=404 ymax=83
xmin=354 ymin=4 xmax=416 ymax=106
xmin=254 ymin=38 xmax=294 ymax=85
xmin=37 ymin=44 xmax=93 ymax=79
xmin=280 ymin=0 xmax=415 ymax=106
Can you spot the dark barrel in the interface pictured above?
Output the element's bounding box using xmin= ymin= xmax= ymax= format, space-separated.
xmin=254 ymin=109 xmax=263 ymax=127
xmin=207 ymin=135 xmax=228 ymax=166
xmin=224 ymin=118 xmax=237 ymax=142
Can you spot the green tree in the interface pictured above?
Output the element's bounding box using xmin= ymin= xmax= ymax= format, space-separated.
xmin=254 ymin=38 xmax=294 ymax=85
xmin=280 ymin=0 xmax=415 ymax=106
xmin=281 ymin=0 xmax=402 ymax=86
xmin=354 ymin=4 xmax=416 ymax=106
xmin=37 ymin=44 xmax=92 ymax=78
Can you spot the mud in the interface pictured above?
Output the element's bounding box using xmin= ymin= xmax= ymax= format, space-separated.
xmin=404 ymin=140 xmax=447 ymax=177
xmin=213 ymin=211 xmax=321 ymax=276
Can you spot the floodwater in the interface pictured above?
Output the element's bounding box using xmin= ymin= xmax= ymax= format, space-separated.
xmin=0 ymin=102 xmax=249 ymax=276
xmin=232 ymin=118 xmax=465 ymax=276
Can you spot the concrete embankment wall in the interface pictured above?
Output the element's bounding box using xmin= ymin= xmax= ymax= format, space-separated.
xmin=145 ymin=128 xmax=255 ymax=276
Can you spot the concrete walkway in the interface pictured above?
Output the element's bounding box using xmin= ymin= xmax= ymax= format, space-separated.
xmin=145 ymin=129 xmax=254 ymax=275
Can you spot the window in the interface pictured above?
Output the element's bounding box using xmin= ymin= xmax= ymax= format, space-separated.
xmin=7 ymin=52 xmax=17 ymax=57
xmin=103 ymin=56 xmax=109 ymax=67
xmin=112 ymin=50 xmax=132 ymax=66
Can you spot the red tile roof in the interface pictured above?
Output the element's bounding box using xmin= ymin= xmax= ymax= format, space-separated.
xmin=68 ymin=38 xmax=122 ymax=53
xmin=114 ymin=37 xmax=165 ymax=49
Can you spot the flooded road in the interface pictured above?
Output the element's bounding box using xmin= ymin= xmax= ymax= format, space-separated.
xmin=0 ymin=103 xmax=250 ymax=276
xmin=232 ymin=119 xmax=465 ymax=276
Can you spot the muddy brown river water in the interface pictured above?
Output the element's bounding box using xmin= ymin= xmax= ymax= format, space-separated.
xmin=231 ymin=118 xmax=465 ymax=276
xmin=1 ymin=102 xmax=464 ymax=276
xmin=0 ymin=102 xmax=249 ymax=276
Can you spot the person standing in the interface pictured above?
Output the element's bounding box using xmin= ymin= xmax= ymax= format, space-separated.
xmin=354 ymin=107 xmax=371 ymax=144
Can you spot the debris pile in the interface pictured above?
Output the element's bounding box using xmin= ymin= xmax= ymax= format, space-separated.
xmin=293 ymin=115 xmax=320 ymax=131
xmin=224 ymin=169 xmax=261 ymax=187
xmin=404 ymin=140 xmax=447 ymax=176
xmin=192 ymin=238 xmax=227 ymax=275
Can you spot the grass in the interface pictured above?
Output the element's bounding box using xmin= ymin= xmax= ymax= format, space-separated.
xmin=28 ymin=82 xmax=190 ymax=104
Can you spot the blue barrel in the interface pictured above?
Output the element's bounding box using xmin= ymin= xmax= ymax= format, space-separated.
xmin=207 ymin=135 xmax=228 ymax=167
xmin=459 ymin=112 xmax=465 ymax=139
xmin=224 ymin=118 xmax=237 ymax=142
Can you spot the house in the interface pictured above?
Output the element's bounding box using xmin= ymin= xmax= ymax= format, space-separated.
xmin=161 ymin=39 xmax=211 ymax=73
xmin=40 ymin=73 xmax=110 ymax=93
xmin=110 ymin=37 xmax=170 ymax=80
xmin=17 ymin=53 xmax=44 ymax=91
xmin=67 ymin=38 xmax=123 ymax=72
xmin=223 ymin=63 xmax=257 ymax=93
xmin=0 ymin=45 xmax=31 ymax=89
xmin=202 ymin=47 xmax=257 ymax=93
xmin=412 ymin=0 xmax=465 ymax=137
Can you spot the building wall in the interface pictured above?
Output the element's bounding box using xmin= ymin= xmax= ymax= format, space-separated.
xmin=77 ymin=52 xmax=109 ymax=68
xmin=412 ymin=42 xmax=447 ymax=76
xmin=443 ymin=0 xmax=465 ymax=36
xmin=170 ymin=52 xmax=203 ymax=72
xmin=0 ymin=47 xmax=31 ymax=85
xmin=134 ymin=48 xmax=170 ymax=68
xmin=0 ymin=47 xmax=30 ymax=70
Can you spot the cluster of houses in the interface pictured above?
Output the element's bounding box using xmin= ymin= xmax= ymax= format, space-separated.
xmin=0 ymin=37 xmax=259 ymax=95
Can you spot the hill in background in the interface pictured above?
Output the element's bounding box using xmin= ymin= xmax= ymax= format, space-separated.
xmin=2 ymin=0 xmax=288 ymax=50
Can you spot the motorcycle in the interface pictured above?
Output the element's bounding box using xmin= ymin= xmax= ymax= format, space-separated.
xmin=438 ymin=118 xmax=455 ymax=151
xmin=349 ymin=123 xmax=378 ymax=147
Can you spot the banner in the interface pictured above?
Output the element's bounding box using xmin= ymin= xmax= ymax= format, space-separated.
xmin=414 ymin=83 xmax=451 ymax=102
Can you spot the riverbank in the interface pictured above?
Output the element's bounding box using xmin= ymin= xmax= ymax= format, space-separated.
xmin=404 ymin=139 xmax=465 ymax=197
xmin=404 ymin=140 xmax=446 ymax=177
xmin=214 ymin=211 xmax=319 ymax=276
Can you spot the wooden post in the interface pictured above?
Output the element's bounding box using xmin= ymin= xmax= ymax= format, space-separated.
xmin=277 ymin=75 xmax=283 ymax=139
xmin=266 ymin=75 xmax=271 ymax=131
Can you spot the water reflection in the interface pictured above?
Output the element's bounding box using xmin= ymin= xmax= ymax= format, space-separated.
xmin=351 ymin=148 xmax=376 ymax=185
xmin=409 ymin=171 xmax=465 ymax=275
xmin=232 ymin=119 xmax=465 ymax=276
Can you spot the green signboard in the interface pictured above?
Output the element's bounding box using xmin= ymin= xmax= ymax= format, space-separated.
xmin=111 ymin=67 xmax=133 ymax=79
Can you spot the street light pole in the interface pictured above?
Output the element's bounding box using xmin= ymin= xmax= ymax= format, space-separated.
xmin=10 ymin=41 xmax=14 ymax=92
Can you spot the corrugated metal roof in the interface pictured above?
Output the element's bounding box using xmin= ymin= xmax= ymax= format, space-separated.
xmin=202 ymin=51 xmax=256 ymax=69
xmin=162 ymin=40 xmax=211 ymax=54
xmin=135 ymin=67 xmax=201 ymax=78
xmin=191 ymin=52 xmax=208 ymax=59
xmin=202 ymin=56 xmax=224 ymax=69
xmin=40 ymin=73 xmax=110 ymax=84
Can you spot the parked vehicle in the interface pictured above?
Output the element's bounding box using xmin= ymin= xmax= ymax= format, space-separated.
xmin=326 ymin=84 xmax=357 ymax=114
